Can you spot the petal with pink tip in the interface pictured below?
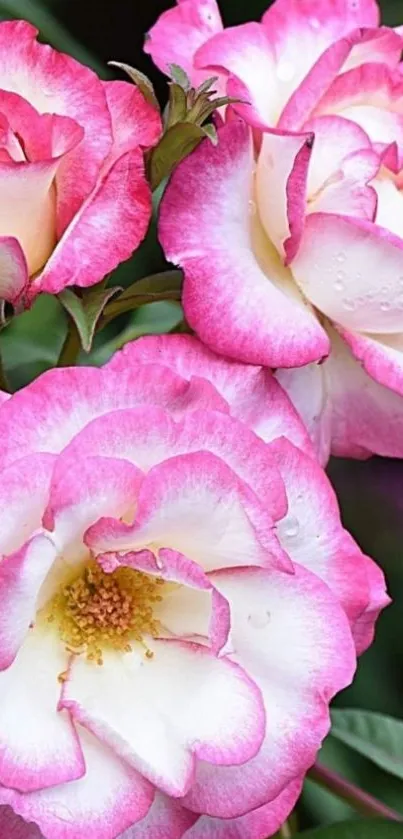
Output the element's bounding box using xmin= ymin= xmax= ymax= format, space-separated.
xmin=0 ymin=20 xmax=113 ymax=233
xmin=0 ymin=453 xmax=55 ymax=555
xmin=280 ymin=26 xmax=402 ymax=130
xmin=85 ymin=450 xmax=289 ymax=572
xmin=262 ymin=0 xmax=379 ymax=78
xmin=0 ymin=534 xmax=58 ymax=669
xmin=108 ymin=334 xmax=314 ymax=454
xmin=0 ymin=364 xmax=224 ymax=471
xmin=61 ymin=640 xmax=265 ymax=797
xmin=120 ymin=792 xmax=197 ymax=839
xmin=182 ymin=565 xmax=355 ymax=817
xmin=268 ymin=436 xmax=389 ymax=650
xmin=144 ymin=0 xmax=223 ymax=86
xmin=102 ymin=81 xmax=161 ymax=167
xmin=56 ymin=406 xmax=288 ymax=524
xmin=325 ymin=326 xmax=403 ymax=458
xmin=159 ymin=120 xmax=329 ymax=367
xmin=338 ymin=327 xmax=403 ymax=395
xmin=256 ymin=128 xmax=313 ymax=262
xmin=182 ymin=780 xmax=303 ymax=838
xmin=314 ymin=63 xmax=403 ymax=165
xmin=0 ymin=728 xmax=153 ymax=839
xmin=291 ymin=213 xmax=403 ymax=333
xmin=0 ymin=627 xmax=84 ymax=792
xmin=0 ymin=237 xmax=28 ymax=305
xmin=32 ymin=148 xmax=152 ymax=297
xmin=275 ymin=363 xmax=332 ymax=465
xmin=43 ymin=455 xmax=143 ymax=559
xmin=195 ymin=23 xmax=280 ymax=129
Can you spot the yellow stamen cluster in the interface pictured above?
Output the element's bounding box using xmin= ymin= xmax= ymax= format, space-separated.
xmin=47 ymin=562 xmax=165 ymax=665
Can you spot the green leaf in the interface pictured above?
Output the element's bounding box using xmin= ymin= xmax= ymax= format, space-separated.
xmin=202 ymin=123 xmax=218 ymax=145
xmin=0 ymin=294 xmax=67 ymax=390
xmin=89 ymin=301 xmax=183 ymax=366
xmin=331 ymin=710 xmax=403 ymax=781
xmin=168 ymin=63 xmax=191 ymax=91
xmin=148 ymin=122 xmax=206 ymax=189
xmin=196 ymin=76 xmax=219 ymax=96
xmin=59 ymin=285 xmax=121 ymax=352
xmin=166 ymin=83 xmax=188 ymax=128
xmin=108 ymin=62 xmax=159 ymax=110
xmin=101 ymin=270 xmax=183 ymax=326
xmin=300 ymin=820 xmax=403 ymax=838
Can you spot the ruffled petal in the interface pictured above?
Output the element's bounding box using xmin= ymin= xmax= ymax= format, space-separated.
xmin=0 ymin=627 xmax=84 ymax=792
xmin=85 ymin=450 xmax=289 ymax=572
xmin=61 ymin=641 xmax=265 ymax=797
xmin=108 ymin=334 xmax=315 ymax=454
xmin=181 ymin=564 xmax=355 ymax=817
xmin=0 ymin=20 xmax=113 ymax=232
xmin=0 ymin=729 xmax=153 ymax=839
xmin=159 ymin=120 xmax=329 ymax=367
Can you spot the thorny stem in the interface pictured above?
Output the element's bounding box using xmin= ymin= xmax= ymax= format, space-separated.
xmin=309 ymin=762 xmax=403 ymax=822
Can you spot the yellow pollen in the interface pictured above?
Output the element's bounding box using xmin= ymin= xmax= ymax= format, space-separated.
xmin=46 ymin=562 xmax=164 ymax=664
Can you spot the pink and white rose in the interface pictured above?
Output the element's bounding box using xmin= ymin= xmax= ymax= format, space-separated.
xmin=0 ymin=20 xmax=160 ymax=308
xmin=148 ymin=0 xmax=403 ymax=462
xmin=0 ymin=334 xmax=388 ymax=838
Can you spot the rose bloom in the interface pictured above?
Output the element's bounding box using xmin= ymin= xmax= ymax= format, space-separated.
xmin=0 ymin=21 xmax=160 ymax=308
xmin=0 ymin=335 xmax=387 ymax=839
xmin=147 ymin=0 xmax=403 ymax=463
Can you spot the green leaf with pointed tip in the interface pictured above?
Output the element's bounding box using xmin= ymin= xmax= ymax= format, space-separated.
xmin=166 ymin=83 xmax=188 ymax=128
xmin=59 ymin=285 xmax=121 ymax=352
xmin=169 ymin=63 xmax=191 ymax=91
xmin=300 ymin=821 xmax=403 ymax=838
xmin=108 ymin=61 xmax=160 ymax=110
xmin=148 ymin=122 xmax=206 ymax=189
xmin=330 ymin=710 xmax=403 ymax=781
xmin=101 ymin=270 xmax=183 ymax=326
xmin=196 ymin=76 xmax=219 ymax=96
xmin=202 ymin=123 xmax=218 ymax=145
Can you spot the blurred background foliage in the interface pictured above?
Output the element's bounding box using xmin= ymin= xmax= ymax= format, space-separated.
xmin=2 ymin=0 xmax=403 ymax=834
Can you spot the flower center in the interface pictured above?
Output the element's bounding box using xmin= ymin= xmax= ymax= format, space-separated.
xmin=46 ymin=561 xmax=165 ymax=665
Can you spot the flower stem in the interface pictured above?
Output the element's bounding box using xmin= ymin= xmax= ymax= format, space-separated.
xmin=57 ymin=320 xmax=81 ymax=367
xmin=278 ymin=821 xmax=293 ymax=838
xmin=309 ymin=762 xmax=403 ymax=821
xmin=0 ymin=347 xmax=10 ymax=393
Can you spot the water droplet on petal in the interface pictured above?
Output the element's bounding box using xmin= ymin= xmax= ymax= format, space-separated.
xmin=380 ymin=301 xmax=391 ymax=312
xmin=283 ymin=515 xmax=300 ymax=538
xmin=248 ymin=611 xmax=271 ymax=629
xmin=356 ymin=272 xmax=362 ymax=281
xmin=381 ymin=285 xmax=391 ymax=295
xmin=336 ymin=252 xmax=346 ymax=264
xmin=334 ymin=278 xmax=345 ymax=292
xmin=342 ymin=298 xmax=356 ymax=312
xmin=277 ymin=59 xmax=295 ymax=82
xmin=156 ymin=555 xmax=165 ymax=570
